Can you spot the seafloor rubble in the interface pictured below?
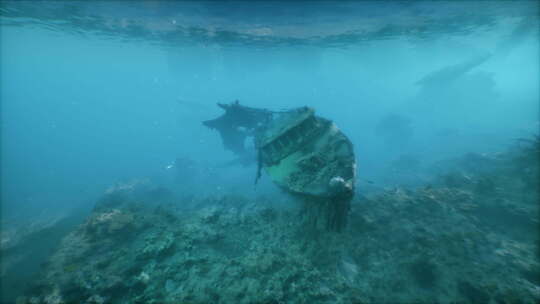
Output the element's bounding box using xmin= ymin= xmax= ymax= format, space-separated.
xmin=12 ymin=139 xmax=540 ymax=304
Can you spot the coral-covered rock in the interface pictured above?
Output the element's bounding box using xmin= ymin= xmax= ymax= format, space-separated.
xmin=83 ymin=209 xmax=135 ymax=239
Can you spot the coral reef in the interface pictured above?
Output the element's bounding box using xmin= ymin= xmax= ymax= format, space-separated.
xmin=1 ymin=212 xmax=86 ymax=304
xmin=14 ymin=140 xmax=540 ymax=303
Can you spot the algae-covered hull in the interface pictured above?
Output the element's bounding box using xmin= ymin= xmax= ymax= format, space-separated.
xmin=255 ymin=107 xmax=356 ymax=200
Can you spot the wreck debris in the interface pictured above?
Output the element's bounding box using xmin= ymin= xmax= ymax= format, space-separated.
xmin=204 ymin=102 xmax=356 ymax=231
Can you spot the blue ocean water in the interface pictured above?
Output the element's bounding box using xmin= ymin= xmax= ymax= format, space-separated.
xmin=1 ymin=1 xmax=539 ymax=303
